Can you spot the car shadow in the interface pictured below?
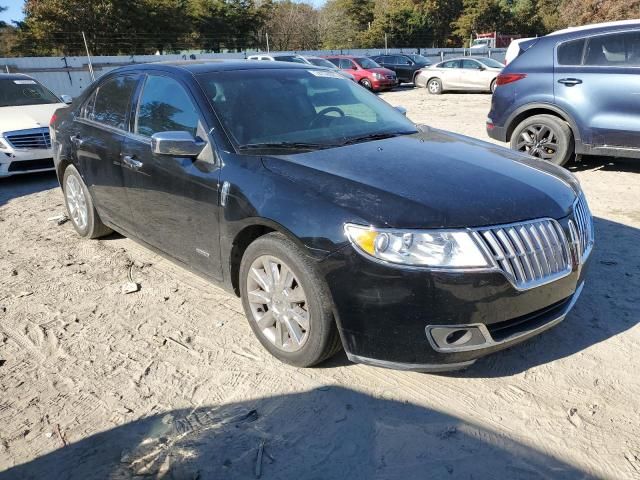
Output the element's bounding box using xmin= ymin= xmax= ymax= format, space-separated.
xmin=0 ymin=172 xmax=59 ymax=208
xmin=569 ymin=155 xmax=640 ymax=173
xmin=1 ymin=387 xmax=592 ymax=480
xmin=453 ymin=216 xmax=639 ymax=378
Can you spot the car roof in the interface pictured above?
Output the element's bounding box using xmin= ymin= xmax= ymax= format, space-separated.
xmin=0 ymin=73 xmax=35 ymax=81
xmin=112 ymin=59 xmax=319 ymax=75
xmin=547 ymin=19 xmax=640 ymax=38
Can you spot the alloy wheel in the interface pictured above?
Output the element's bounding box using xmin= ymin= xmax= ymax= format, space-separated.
xmin=246 ymin=255 xmax=310 ymax=352
xmin=65 ymin=175 xmax=88 ymax=230
xmin=515 ymin=124 xmax=559 ymax=161
xmin=428 ymin=80 xmax=440 ymax=94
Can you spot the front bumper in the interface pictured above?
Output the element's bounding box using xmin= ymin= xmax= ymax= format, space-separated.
xmin=319 ymin=236 xmax=590 ymax=372
xmin=0 ymin=145 xmax=55 ymax=177
xmin=372 ymin=78 xmax=398 ymax=90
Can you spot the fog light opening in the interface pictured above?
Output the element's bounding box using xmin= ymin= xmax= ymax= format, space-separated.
xmin=444 ymin=329 xmax=473 ymax=346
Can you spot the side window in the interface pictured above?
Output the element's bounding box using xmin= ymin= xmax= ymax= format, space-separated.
xmin=441 ymin=60 xmax=459 ymax=69
xmin=90 ymin=76 xmax=137 ymax=130
xmin=462 ymin=60 xmax=482 ymax=69
xmin=395 ymin=56 xmax=411 ymax=65
xmin=339 ymin=59 xmax=353 ymax=69
xmin=584 ymin=32 xmax=639 ymax=66
xmin=557 ymin=39 xmax=585 ymax=65
xmin=135 ymin=75 xmax=199 ymax=138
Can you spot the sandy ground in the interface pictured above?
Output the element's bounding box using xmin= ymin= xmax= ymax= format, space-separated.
xmin=1 ymin=90 xmax=640 ymax=480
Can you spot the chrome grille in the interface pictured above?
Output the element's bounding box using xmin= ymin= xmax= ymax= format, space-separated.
xmin=5 ymin=128 xmax=51 ymax=150
xmin=573 ymin=194 xmax=594 ymax=261
xmin=475 ymin=219 xmax=572 ymax=290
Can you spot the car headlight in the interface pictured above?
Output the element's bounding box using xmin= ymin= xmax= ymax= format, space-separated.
xmin=344 ymin=224 xmax=491 ymax=268
xmin=373 ymin=73 xmax=383 ymax=80
xmin=0 ymin=136 xmax=8 ymax=150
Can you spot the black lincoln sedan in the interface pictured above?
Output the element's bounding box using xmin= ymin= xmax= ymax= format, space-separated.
xmin=50 ymin=61 xmax=593 ymax=372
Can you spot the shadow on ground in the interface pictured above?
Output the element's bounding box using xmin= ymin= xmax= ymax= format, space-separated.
xmin=454 ymin=216 xmax=639 ymax=378
xmin=0 ymin=172 xmax=58 ymax=208
xmin=569 ymin=155 xmax=640 ymax=174
xmin=1 ymin=387 xmax=591 ymax=480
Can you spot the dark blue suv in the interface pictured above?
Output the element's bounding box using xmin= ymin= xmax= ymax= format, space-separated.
xmin=488 ymin=20 xmax=640 ymax=166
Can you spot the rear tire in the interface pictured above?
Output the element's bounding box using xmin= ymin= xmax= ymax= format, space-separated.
xmin=427 ymin=78 xmax=442 ymax=95
xmin=62 ymin=165 xmax=112 ymax=239
xmin=239 ymin=232 xmax=342 ymax=367
xmin=490 ymin=79 xmax=497 ymax=93
xmin=510 ymin=114 xmax=574 ymax=166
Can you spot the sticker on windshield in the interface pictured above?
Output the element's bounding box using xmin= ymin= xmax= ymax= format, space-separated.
xmin=307 ymin=70 xmax=345 ymax=80
xmin=13 ymin=80 xmax=37 ymax=85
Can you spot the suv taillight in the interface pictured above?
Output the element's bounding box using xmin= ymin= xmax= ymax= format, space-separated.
xmin=50 ymin=113 xmax=57 ymax=126
xmin=496 ymin=73 xmax=527 ymax=86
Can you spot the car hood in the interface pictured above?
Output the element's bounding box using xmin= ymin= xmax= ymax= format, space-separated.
xmin=0 ymin=103 xmax=65 ymax=133
xmin=261 ymin=128 xmax=580 ymax=229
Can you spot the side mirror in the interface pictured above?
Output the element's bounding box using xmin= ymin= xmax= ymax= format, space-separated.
xmin=60 ymin=94 xmax=73 ymax=104
xmin=394 ymin=106 xmax=408 ymax=116
xmin=478 ymin=65 xmax=486 ymax=71
xmin=151 ymin=131 xmax=206 ymax=157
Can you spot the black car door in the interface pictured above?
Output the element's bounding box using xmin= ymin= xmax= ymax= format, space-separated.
xmin=121 ymin=72 xmax=223 ymax=280
xmin=72 ymin=74 xmax=139 ymax=231
xmin=394 ymin=55 xmax=415 ymax=82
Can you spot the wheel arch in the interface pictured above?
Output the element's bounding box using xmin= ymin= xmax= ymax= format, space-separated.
xmin=228 ymin=218 xmax=317 ymax=296
xmin=505 ymin=104 xmax=581 ymax=144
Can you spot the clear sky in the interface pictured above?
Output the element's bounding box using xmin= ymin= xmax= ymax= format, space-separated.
xmin=1 ymin=0 xmax=24 ymax=25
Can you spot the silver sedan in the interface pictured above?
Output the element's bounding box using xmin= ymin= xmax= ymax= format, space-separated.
xmin=415 ymin=57 xmax=504 ymax=94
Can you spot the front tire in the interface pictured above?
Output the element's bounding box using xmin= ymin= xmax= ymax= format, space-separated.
xmin=62 ymin=165 xmax=112 ymax=238
xmin=427 ymin=78 xmax=443 ymax=95
xmin=490 ymin=79 xmax=497 ymax=93
xmin=510 ymin=114 xmax=574 ymax=166
xmin=360 ymin=78 xmax=373 ymax=90
xmin=239 ymin=232 xmax=342 ymax=367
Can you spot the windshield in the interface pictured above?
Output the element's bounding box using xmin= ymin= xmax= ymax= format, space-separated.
xmin=472 ymin=39 xmax=490 ymax=46
xmin=0 ymin=78 xmax=60 ymax=107
xmin=407 ymin=54 xmax=430 ymax=65
xmin=475 ymin=57 xmax=505 ymax=68
xmin=307 ymin=58 xmax=338 ymax=69
xmin=354 ymin=57 xmax=380 ymax=69
xmin=273 ymin=55 xmax=308 ymax=64
xmin=197 ymin=69 xmax=417 ymax=150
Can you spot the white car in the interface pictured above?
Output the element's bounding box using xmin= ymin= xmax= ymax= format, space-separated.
xmin=247 ymin=54 xmax=311 ymax=64
xmin=415 ymin=57 xmax=504 ymax=94
xmin=0 ymin=74 xmax=70 ymax=177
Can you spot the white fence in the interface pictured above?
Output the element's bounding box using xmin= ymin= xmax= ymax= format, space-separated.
xmin=1 ymin=48 xmax=507 ymax=97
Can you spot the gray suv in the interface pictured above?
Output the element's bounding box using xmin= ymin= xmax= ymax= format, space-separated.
xmin=487 ymin=20 xmax=640 ymax=166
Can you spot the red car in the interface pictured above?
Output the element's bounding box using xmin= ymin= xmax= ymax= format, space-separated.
xmin=324 ymin=55 xmax=397 ymax=91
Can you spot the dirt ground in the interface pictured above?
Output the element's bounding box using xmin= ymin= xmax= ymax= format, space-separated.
xmin=1 ymin=90 xmax=639 ymax=480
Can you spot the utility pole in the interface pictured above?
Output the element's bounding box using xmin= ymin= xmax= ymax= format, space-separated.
xmin=384 ymin=33 xmax=388 ymax=54
xmin=266 ymin=32 xmax=270 ymax=53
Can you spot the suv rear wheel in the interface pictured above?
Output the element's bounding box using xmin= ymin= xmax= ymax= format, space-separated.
xmin=510 ymin=114 xmax=574 ymax=166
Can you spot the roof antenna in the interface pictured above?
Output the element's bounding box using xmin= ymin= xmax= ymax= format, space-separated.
xmin=82 ymin=31 xmax=96 ymax=83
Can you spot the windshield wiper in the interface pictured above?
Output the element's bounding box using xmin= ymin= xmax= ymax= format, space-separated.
xmin=339 ymin=130 xmax=417 ymax=146
xmin=237 ymin=142 xmax=332 ymax=151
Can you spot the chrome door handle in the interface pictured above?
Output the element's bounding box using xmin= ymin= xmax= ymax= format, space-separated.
xmin=558 ymin=78 xmax=582 ymax=86
xmin=123 ymin=155 xmax=143 ymax=170
xmin=70 ymin=135 xmax=84 ymax=146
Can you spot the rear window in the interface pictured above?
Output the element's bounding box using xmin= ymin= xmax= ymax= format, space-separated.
xmin=557 ymin=39 xmax=586 ymax=65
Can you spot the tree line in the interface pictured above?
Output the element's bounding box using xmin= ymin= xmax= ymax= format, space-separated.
xmin=0 ymin=0 xmax=639 ymax=57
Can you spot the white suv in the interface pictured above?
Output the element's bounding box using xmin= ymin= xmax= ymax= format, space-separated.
xmin=0 ymin=73 xmax=70 ymax=177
